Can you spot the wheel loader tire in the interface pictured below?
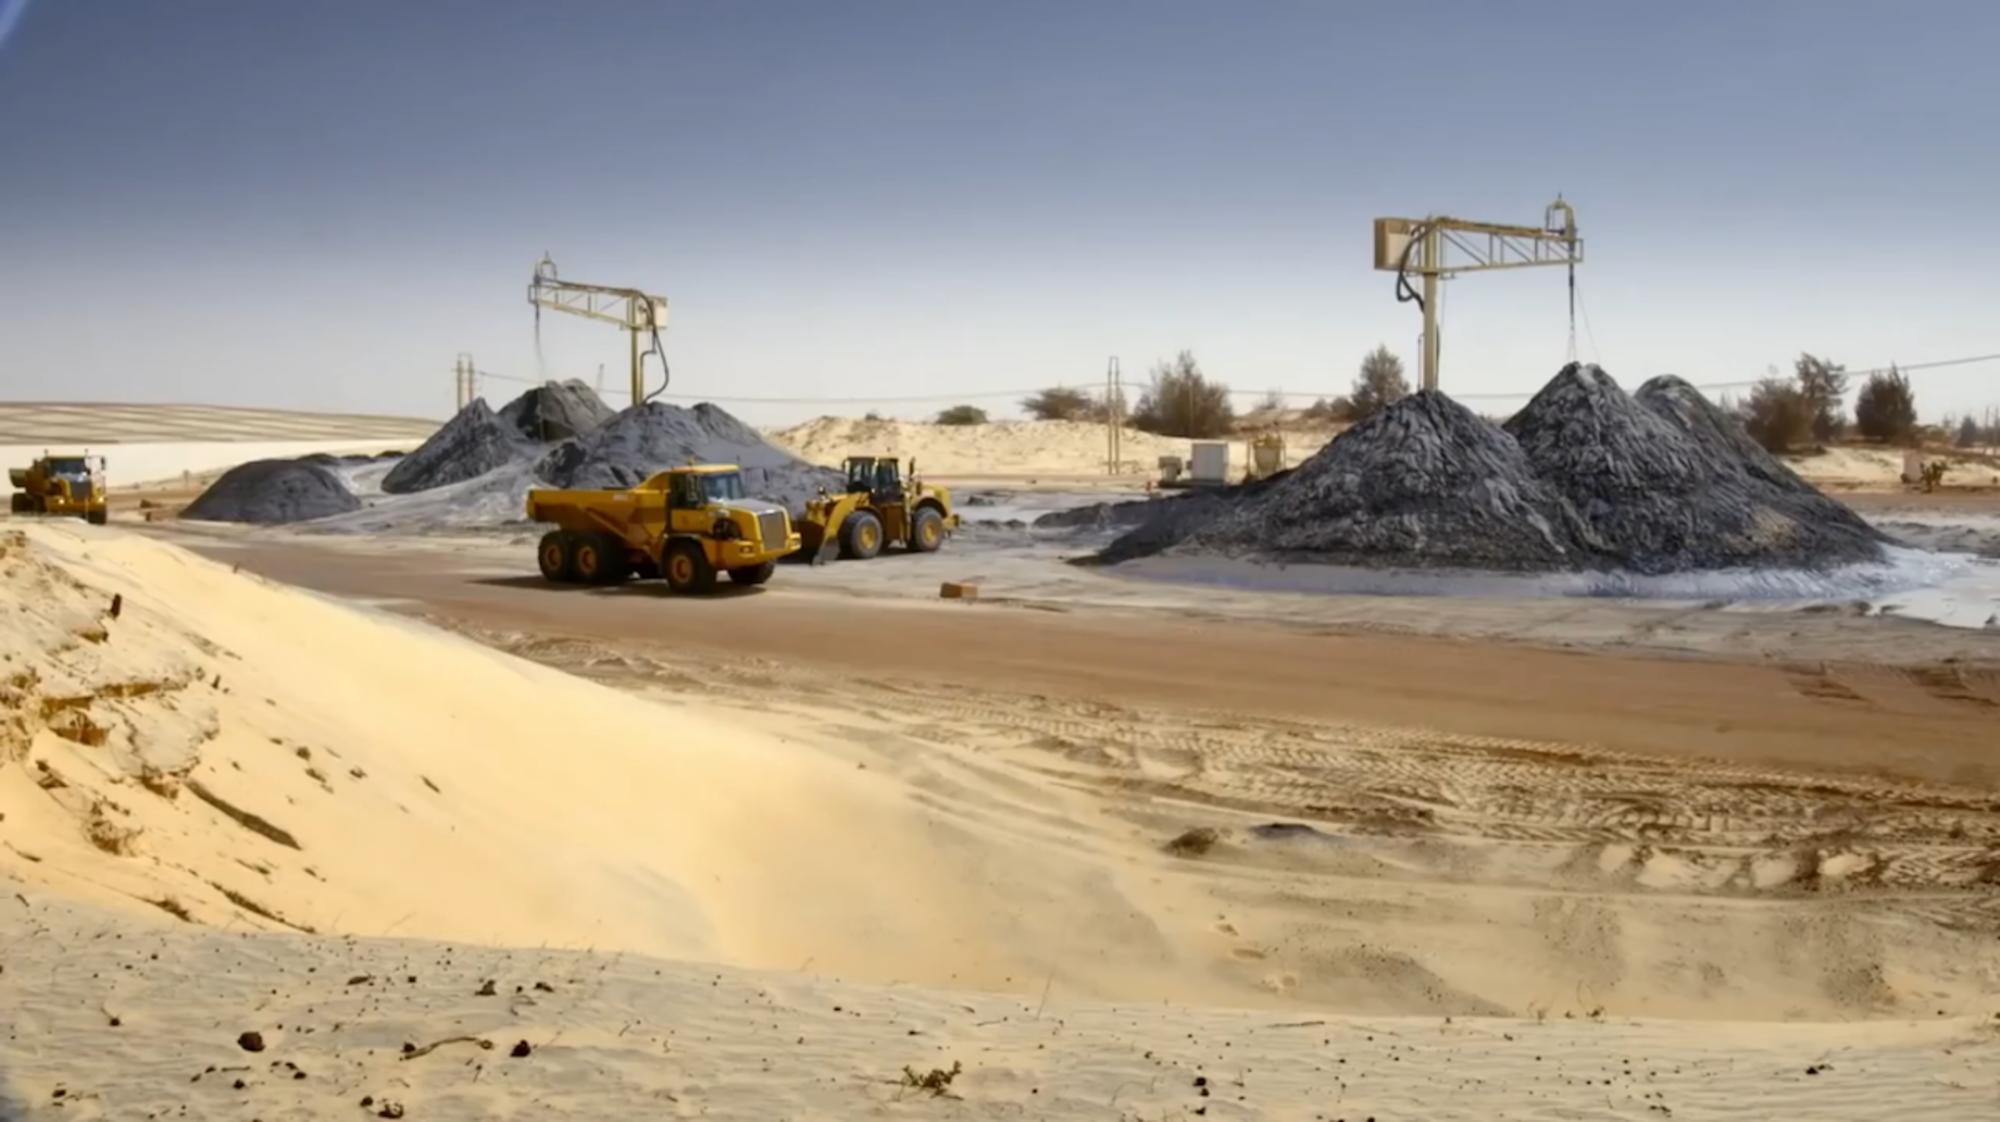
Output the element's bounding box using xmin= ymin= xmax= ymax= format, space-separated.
xmin=663 ymin=540 xmax=716 ymax=594
xmin=86 ymin=509 xmax=107 ymax=526
xmin=910 ymin=507 xmax=945 ymax=553
xmin=572 ymin=532 xmax=627 ymax=584
xmin=728 ymin=560 xmax=775 ymax=587
xmin=537 ymin=531 xmax=576 ymax=583
xmin=839 ymin=511 xmax=884 ymax=560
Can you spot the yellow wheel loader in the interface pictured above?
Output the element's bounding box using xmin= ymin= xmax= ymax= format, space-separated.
xmin=797 ymin=456 xmax=957 ymax=562
xmin=9 ymin=453 xmax=108 ymax=525
xmin=525 ymin=464 xmax=800 ymax=593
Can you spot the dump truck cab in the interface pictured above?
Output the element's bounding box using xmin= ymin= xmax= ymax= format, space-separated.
xmin=797 ymin=455 xmax=957 ymax=561
xmin=9 ymin=452 xmax=108 ymax=524
xmin=524 ymin=464 xmax=800 ymax=593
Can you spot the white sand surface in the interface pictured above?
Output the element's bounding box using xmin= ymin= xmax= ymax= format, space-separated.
xmin=0 ymin=402 xmax=436 ymax=488
xmin=2 ymin=440 xmax=414 ymax=490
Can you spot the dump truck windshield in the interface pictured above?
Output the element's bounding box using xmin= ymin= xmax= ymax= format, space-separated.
xmin=701 ymin=473 xmax=745 ymax=502
xmin=48 ymin=458 xmax=88 ymax=475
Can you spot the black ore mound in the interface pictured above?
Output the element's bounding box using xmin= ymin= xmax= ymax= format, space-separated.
xmin=534 ymin=402 xmax=842 ymax=513
xmin=1101 ymin=364 xmax=1888 ymax=574
xmin=1502 ymin=364 xmax=1882 ymax=572
xmin=496 ymin=379 xmax=615 ymax=442
xmin=1125 ymin=390 xmax=1594 ymax=569
xmin=183 ymin=460 xmax=360 ymax=524
xmin=381 ymin=399 xmax=529 ymax=495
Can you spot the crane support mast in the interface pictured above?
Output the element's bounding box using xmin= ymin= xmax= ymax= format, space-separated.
xmin=1373 ymin=199 xmax=1582 ymax=391
xmin=526 ymin=255 xmax=670 ymax=406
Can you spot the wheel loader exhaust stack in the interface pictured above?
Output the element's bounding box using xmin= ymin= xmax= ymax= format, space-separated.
xmin=796 ymin=456 xmax=957 ymax=563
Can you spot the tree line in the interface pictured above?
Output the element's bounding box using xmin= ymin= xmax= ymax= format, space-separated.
xmin=927 ymin=348 xmax=1991 ymax=450
xmin=934 ymin=346 xmax=1414 ymax=437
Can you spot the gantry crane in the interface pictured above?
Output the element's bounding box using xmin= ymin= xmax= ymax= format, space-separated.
xmin=1373 ymin=199 xmax=1582 ymax=391
xmin=526 ymin=255 xmax=670 ymax=406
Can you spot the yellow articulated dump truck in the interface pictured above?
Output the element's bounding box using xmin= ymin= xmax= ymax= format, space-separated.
xmin=525 ymin=463 xmax=800 ymax=593
xmin=10 ymin=453 xmax=108 ymax=525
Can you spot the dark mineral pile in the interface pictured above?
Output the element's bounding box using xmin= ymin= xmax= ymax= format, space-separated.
xmin=1101 ymin=363 xmax=1886 ymax=573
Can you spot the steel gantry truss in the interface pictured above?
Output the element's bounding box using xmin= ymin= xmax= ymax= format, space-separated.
xmin=1373 ymin=198 xmax=1582 ymax=391
xmin=526 ymin=255 xmax=670 ymax=406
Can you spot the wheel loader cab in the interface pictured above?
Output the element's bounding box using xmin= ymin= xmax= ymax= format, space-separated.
xmin=843 ymin=456 xmax=903 ymax=501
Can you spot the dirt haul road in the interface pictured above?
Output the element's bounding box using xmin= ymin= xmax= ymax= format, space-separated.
xmin=173 ymin=534 xmax=2000 ymax=791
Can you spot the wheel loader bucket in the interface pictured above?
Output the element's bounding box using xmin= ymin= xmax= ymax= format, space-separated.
xmin=796 ymin=492 xmax=861 ymax=564
xmin=796 ymin=517 xmax=840 ymax=564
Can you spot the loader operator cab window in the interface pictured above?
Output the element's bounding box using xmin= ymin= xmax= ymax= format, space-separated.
xmin=847 ymin=458 xmax=901 ymax=499
xmin=874 ymin=460 xmax=902 ymax=500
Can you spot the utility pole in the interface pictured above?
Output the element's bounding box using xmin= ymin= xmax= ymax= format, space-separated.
xmin=1374 ymin=198 xmax=1582 ymax=392
xmin=454 ymin=353 xmax=475 ymax=410
xmin=1105 ymin=356 xmax=1123 ymax=474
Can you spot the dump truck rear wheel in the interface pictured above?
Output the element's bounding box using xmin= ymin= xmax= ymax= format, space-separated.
xmin=537 ymin=531 xmax=576 ymax=582
xmin=9 ymin=494 xmax=31 ymax=515
xmin=840 ymin=511 xmax=884 ymax=560
xmin=728 ymin=561 xmax=775 ymax=586
xmin=910 ymin=507 xmax=945 ymax=553
xmin=663 ymin=540 xmax=716 ymax=594
xmin=573 ymin=532 xmax=628 ymax=584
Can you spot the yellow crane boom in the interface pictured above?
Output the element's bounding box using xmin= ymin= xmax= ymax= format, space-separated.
xmin=526 ymin=254 xmax=669 ymax=406
xmin=1373 ymin=198 xmax=1583 ymax=392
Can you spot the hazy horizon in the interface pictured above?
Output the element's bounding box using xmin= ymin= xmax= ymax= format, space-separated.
xmin=3 ymin=0 xmax=1997 ymax=426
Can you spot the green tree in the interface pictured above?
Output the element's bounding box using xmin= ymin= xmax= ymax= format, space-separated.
xmin=933 ymin=404 xmax=989 ymax=425
xmin=1853 ymin=366 xmax=1918 ymax=445
xmin=1348 ymin=345 xmax=1410 ymax=422
xmin=1738 ymin=376 xmax=1812 ymax=452
xmin=1958 ymin=415 xmax=1980 ymax=448
xmin=1130 ymin=350 xmax=1234 ymax=437
xmin=1020 ymin=386 xmax=1095 ymax=422
xmin=1793 ymin=353 xmax=1848 ymax=443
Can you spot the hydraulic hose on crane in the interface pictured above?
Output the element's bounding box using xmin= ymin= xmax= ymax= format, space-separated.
xmin=527 ymin=255 xmax=671 ymax=405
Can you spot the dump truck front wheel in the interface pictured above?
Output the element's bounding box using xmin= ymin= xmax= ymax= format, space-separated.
xmin=840 ymin=511 xmax=884 ymax=560
xmin=537 ymin=531 xmax=576 ymax=583
xmin=86 ymin=509 xmax=107 ymax=526
xmin=728 ymin=561 xmax=775 ymax=587
xmin=664 ymin=540 xmax=716 ymax=594
xmin=910 ymin=507 xmax=945 ymax=553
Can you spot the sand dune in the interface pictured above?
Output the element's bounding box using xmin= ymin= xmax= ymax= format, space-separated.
xmin=0 ymin=522 xmax=1182 ymax=994
xmin=766 ymin=415 xmax=1334 ymax=478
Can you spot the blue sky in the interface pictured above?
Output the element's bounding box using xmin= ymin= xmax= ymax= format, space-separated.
xmin=2 ymin=0 xmax=1996 ymax=424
